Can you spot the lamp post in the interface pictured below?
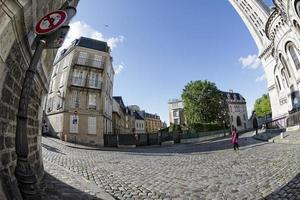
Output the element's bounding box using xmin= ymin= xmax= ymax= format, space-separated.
xmin=14 ymin=2 xmax=76 ymax=199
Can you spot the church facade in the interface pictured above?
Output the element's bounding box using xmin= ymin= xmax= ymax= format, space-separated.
xmin=229 ymin=0 xmax=300 ymax=127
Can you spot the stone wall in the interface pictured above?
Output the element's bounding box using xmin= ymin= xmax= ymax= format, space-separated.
xmin=0 ymin=0 xmax=79 ymax=198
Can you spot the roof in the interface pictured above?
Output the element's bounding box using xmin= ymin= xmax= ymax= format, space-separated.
xmin=76 ymin=37 xmax=110 ymax=52
xmin=221 ymin=91 xmax=246 ymax=102
xmin=54 ymin=37 xmax=110 ymax=65
xmin=113 ymin=96 xmax=126 ymax=112
xmin=134 ymin=111 xmax=144 ymax=120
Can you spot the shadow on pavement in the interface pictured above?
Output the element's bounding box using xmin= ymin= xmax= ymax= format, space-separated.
xmin=40 ymin=172 xmax=104 ymax=200
xmin=120 ymin=136 xmax=267 ymax=155
xmin=263 ymin=172 xmax=300 ymax=200
xmin=42 ymin=143 xmax=66 ymax=155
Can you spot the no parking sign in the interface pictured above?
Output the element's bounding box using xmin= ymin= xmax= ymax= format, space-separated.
xmin=35 ymin=10 xmax=67 ymax=35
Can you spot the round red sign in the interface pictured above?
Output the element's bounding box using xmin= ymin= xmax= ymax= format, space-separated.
xmin=35 ymin=10 xmax=67 ymax=35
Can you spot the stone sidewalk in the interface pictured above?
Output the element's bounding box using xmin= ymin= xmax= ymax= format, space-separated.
xmin=253 ymin=130 xmax=300 ymax=144
xmin=40 ymin=159 xmax=114 ymax=200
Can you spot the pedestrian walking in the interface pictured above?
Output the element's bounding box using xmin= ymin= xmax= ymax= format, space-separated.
xmin=231 ymin=127 xmax=239 ymax=150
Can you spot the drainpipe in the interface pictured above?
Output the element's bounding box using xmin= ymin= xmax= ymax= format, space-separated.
xmin=15 ymin=40 xmax=46 ymax=199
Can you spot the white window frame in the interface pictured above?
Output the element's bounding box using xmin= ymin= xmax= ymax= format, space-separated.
xmin=88 ymin=93 xmax=97 ymax=109
xmin=78 ymin=52 xmax=88 ymax=65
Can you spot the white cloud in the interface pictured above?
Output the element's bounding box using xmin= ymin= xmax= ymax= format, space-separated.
xmin=239 ymin=54 xmax=262 ymax=70
xmin=60 ymin=21 xmax=124 ymax=50
xmin=255 ymin=74 xmax=267 ymax=82
xmin=114 ymin=64 xmax=124 ymax=75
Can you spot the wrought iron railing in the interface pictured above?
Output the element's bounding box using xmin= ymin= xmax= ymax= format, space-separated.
xmin=71 ymin=77 xmax=102 ymax=89
xmin=75 ymin=56 xmax=105 ymax=69
xmin=266 ymin=116 xmax=287 ymax=129
xmin=287 ymin=111 xmax=300 ymax=127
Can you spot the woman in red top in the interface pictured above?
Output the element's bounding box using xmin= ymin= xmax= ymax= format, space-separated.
xmin=231 ymin=127 xmax=239 ymax=150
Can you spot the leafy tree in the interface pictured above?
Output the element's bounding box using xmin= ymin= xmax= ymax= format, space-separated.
xmin=254 ymin=94 xmax=272 ymax=117
xmin=181 ymin=80 xmax=228 ymax=125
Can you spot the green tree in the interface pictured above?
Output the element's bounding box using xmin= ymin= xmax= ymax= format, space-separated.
xmin=181 ymin=80 xmax=227 ymax=125
xmin=254 ymin=94 xmax=272 ymax=117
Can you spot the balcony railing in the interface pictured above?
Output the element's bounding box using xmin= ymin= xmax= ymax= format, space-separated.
xmin=75 ymin=57 xmax=105 ymax=69
xmin=71 ymin=77 xmax=102 ymax=90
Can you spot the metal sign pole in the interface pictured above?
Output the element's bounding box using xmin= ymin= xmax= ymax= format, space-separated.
xmin=15 ymin=39 xmax=46 ymax=200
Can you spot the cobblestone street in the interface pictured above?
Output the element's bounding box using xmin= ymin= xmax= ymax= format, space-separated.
xmin=42 ymin=132 xmax=300 ymax=200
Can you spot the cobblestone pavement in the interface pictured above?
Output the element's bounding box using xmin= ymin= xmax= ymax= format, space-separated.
xmin=40 ymin=159 xmax=114 ymax=200
xmin=42 ymin=132 xmax=300 ymax=200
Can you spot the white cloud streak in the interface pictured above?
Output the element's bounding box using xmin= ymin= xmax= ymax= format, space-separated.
xmin=239 ymin=54 xmax=262 ymax=70
xmin=114 ymin=64 xmax=124 ymax=75
xmin=60 ymin=21 xmax=124 ymax=50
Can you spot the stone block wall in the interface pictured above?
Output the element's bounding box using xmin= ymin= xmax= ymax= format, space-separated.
xmin=0 ymin=0 xmax=79 ymax=198
xmin=0 ymin=40 xmax=44 ymax=179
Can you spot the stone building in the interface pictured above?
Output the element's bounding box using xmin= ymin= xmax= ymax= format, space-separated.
xmin=222 ymin=91 xmax=249 ymax=131
xmin=133 ymin=111 xmax=146 ymax=134
xmin=168 ymin=99 xmax=185 ymax=126
xmin=169 ymin=91 xmax=249 ymax=132
xmin=112 ymin=96 xmax=126 ymax=134
xmin=0 ymin=0 xmax=78 ymax=198
xmin=138 ymin=111 xmax=162 ymax=133
xmin=45 ymin=37 xmax=114 ymax=146
xmin=128 ymin=105 xmax=162 ymax=133
xmin=229 ymin=0 xmax=300 ymax=127
xmin=125 ymin=107 xmax=135 ymax=134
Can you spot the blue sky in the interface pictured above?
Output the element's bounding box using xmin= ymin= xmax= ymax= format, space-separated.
xmin=65 ymin=0 xmax=274 ymax=124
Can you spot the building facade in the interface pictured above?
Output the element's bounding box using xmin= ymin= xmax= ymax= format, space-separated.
xmin=46 ymin=37 xmax=114 ymax=146
xmin=125 ymin=107 xmax=135 ymax=134
xmin=0 ymin=0 xmax=78 ymax=198
xmin=168 ymin=99 xmax=185 ymax=126
xmin=223 ymin=91 xmax=249 ymax=131
xmin=139 ymin=111 xmax=162 ymax=133
xmin=169 ymin=91 xmax=249 ymax=132
xmin=112 ymin=96 xmax=126 ymax=134
xmin=229 ymin=0 xmax=300 ymax=126
xmin=133 ymin=111 xmax=146 ymax=134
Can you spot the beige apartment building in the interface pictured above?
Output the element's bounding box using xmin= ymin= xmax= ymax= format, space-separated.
xmin=139 ymin=111 xmax=162 ymax=133
xmin=46 ymin=37 xmax=114 ymax=146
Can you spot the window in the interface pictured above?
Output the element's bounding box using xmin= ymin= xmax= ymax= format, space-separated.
xmin=71 ymin=91 xmax=80 ymax=108
xmin=231 ymin=116 xmax=233 ymax=122
xmin=88 ymin=117 xmax=97 ymax=134
xmin=288 ymin=44 xmax=300 ymax=70
xmin=70 ymin=115 xmax=79 ymax=133
xmin=89 ymin=72 xmax=101 ymax=88
xmin=173 ymin=110 xmax=179 ymax=117
xmin=93 ymin=55 xmax=102 ymax=68
xmin=88 ymin=93 xmax=97 ymax=109
xmin=174 ymin=119 xmax=179 ymax=125
xmin=236 ymin=116 xmax=242 ymax=126
xmin=276 ymin=75 xmax=282 ymax=91
xmin=280 ymin=55 xmax=291 ymax=77
xmin=281 ymin=69 xmax=289 ymax=87
xmin=72 ymin=69 xmax=85 ymax=86
xmin=78 ymin=52 xmax=88 ymax=65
